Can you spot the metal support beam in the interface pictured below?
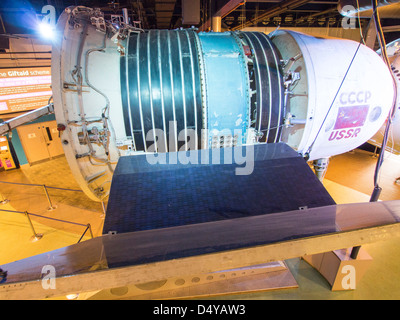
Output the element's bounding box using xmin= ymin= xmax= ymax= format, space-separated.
xmin=0 ymin=104 xmax=54 ymax=136
xmin=231 ymin=0 xmax=313 ymax=30
xmin=214 ymin=0 xmax=247 ymax=17
xmin=155 ymin=0 xmax=177 ymax=28
xmin=199 ymin=0 xmax=245 ymax=31
xmin=382 ymin=25 xmax=400 ymax=32
xmin=364 ymin=18 xmax=377 ymax=49
xmin=294 ymin=7 xmax=337 ymax=24
xmin=211 ymin=15 xmax=222 ymax=31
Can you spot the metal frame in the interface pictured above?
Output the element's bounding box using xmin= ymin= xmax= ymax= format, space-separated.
xmin=1 ymin=218 xmax=400 ymax=299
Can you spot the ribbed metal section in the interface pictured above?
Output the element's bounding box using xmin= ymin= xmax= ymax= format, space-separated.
xmin=240 ymin=32 xmax=284 ymax=143
xmin=120 ymin=29 xmax=202 ymax=152
xmin=197 ymin=31 xmax=251 ymax=147
xmin=121 ymin=30 xmax=285 ymax=151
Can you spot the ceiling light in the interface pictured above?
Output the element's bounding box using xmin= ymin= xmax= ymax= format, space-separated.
xmin=38 ymin=21 xmax=55 ymax=39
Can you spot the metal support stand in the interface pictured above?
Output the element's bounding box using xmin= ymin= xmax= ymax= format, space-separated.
xmin=43 ymin=185 xmax=57 ymax=211
xmin=372 ymin=146 xmax=379 ymax=158
xmin=0 ymin=193 xmax=9 ymax=205
xmin=77 ymin=224 xmax=94 ymax=243
xmin=100 ymin=201 xmax=106 ymax=219
xmin=24 ymin=211 xmax=43 ymax=242
xmin=351 ymin=186 xmax=382 ymax=259
xmin=313 ymin=158 xmax=329 ymax=181
xmin=350 ymin=245 xmax=361 ymax=259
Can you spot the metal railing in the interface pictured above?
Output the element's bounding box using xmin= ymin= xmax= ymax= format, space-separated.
xmin=0 ymin=180 xmax=106 ymax=242
xmin=0 ymin=180 xmax=107 ymax=214
xmin=0 ymin=208 xmax=94 ymax=243
xmin=0 ymin=180 xmax=83 ymax=211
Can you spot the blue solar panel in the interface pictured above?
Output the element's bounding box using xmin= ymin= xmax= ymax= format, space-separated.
xmin=104 ymin=143 xmax=336 ymax=234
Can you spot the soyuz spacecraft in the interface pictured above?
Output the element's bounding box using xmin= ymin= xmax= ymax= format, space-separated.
xmin=2 ymin=3 xmax=400 ymax=298
xmin=49 ymin=6 xmax=395 ymax=202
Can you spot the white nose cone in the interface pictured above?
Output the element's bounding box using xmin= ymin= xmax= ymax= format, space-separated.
xmin=271 ymin=31 xmax=395 ymax=161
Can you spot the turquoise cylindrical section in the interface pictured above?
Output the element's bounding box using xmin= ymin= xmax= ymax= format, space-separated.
xmin=197 ymin=32 xmax=250 ymax=147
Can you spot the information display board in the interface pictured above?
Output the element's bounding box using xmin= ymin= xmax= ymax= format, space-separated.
xmin=0 ymin=67 xmax=52 ymax=114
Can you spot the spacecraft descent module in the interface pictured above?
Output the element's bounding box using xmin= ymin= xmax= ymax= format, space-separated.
xmin=51 ymin=6 xmax=395 ymax=201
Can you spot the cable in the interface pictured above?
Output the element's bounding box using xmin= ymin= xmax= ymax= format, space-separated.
xmin=356 ymin=0 xmax=366 ymax=45
xmin=351 ymin=1 xmax=398 ymax=258
xmin=370 ymin=0 xmax=398 ymax=200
